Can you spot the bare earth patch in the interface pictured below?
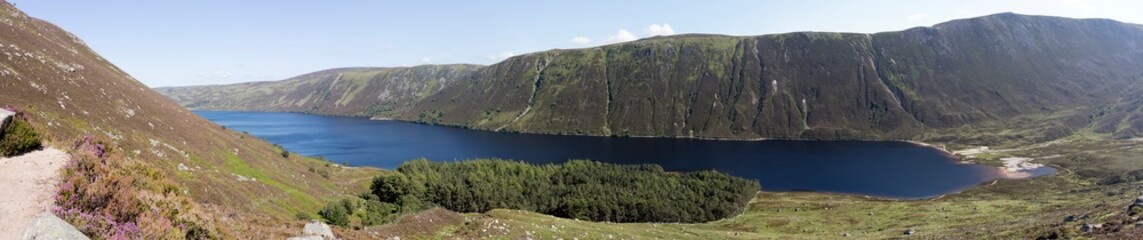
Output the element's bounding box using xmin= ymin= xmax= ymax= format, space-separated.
xmin=0 ymin=148 xmax=68 ymax=239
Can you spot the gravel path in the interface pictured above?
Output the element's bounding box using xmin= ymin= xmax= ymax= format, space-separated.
xmin=0 ymin=148 xmax=68 ymax=239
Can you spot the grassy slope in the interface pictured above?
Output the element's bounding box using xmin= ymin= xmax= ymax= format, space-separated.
xmin=0 ymin=2 xmax=382 ymax=238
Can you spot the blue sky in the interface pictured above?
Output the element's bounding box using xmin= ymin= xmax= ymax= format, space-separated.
xmin=13 ymin=0 xmax=1141 ymax=87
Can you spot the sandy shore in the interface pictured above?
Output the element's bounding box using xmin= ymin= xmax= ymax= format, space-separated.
xmin=931 ymin=143 xmax=1055 ymax=179
xmin=998 ymin=157 xmax=1048 ymax=178
xmin=0 ymin=148 xmax=69 ymax=239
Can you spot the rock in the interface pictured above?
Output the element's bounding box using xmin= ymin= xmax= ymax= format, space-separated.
xmin=21 ymin=212 xmax=90 ymax=240
xmin=303 ymin=221 xmax=336 ymax=239
xmin=843 ymin=232 xmax=851 ymax=237
xmin=1081 ymin=223 xmax=1103 ymax=232
xmin=288 ymin=221 xmax=336 ymax=240
xmin=0 ymin=108 xmax=13 ymax=134
xmin=1132 ymin=195 xmax=1143 ymax=214
xmin=904 ymin=228 xmax=915 ymax=235
xmin=286 ymin=236 xmax=326 ymax=240
xmin=1064 ymin=215 xmax=1077 ymax=222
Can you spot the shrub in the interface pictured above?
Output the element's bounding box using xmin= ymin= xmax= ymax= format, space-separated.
xmin=319 ymin=201 xmax=350 ymax=226
xmin=295 ymin=212 xmax=312 ymax=221
xmin=359 ymin=199 xmax=398 ymax=226
xmin=317 ymin=169 xmax=330 ymax=179
xmin=273 ymin=144 xmax=289 ymax=158
xmin=1 ymin=115 xmax=42 ymax=157
xmin=308 ymin=165 xmax=331 ymax=179
xmin=316 ymin=195 xmax=402 ymax=228
xmin=55 ymin=135 xmax=224 ymax=239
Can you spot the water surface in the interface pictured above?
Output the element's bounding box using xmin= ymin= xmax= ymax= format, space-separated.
xmin=198 ymin=111 xmax=1007 ymax=199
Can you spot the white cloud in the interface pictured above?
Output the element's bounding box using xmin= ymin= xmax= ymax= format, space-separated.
xmin=420 ymin=57 xmax=432 ymax=64
xmin=485 ymin=51 xmax=515 ymax=61
xmin=906 ymin=12 xmax=930 ymax=21
xmin=645 ymin=23 xmax=675 ymax=36
xmin=571 ymin=36 xmax=592 ymax=45
xmin=607 ymin=29 xmax=638 ymax=43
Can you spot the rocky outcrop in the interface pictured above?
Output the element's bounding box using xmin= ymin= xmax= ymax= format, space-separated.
xmin=21 ymin=212 xmax=89 ymax=240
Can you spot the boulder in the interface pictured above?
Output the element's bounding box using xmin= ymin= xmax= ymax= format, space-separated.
xmin=1081 ymin=223 xmax=1103 ymax=232
xmin=1131 ymin=197 xmax=1143 ymax=215
xmin=0 ymin=108 xmax=13 ymax=134
xmin=288 ymin=221 xmax=336 ymax=240
xmin=286 ymin=236 xmax=325 ymax=240
xmin=21 ymin=212 xmax=90 ymax=240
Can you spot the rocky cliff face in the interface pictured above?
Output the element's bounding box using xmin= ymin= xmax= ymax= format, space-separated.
xmin=160 ymin=13 xmax=1143 ymax=142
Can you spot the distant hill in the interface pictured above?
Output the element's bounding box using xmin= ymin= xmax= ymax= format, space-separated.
xmin=159 ymin=13 xmax=1143 ymax=143
xmin=156 ymin=65 xmax=480 ymax=116
xmin=0 ymin=1 xmax=381 ymax=238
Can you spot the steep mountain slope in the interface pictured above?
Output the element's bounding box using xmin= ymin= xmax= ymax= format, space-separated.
xmin=0 ymin=2 xmax=380 ymax=238
xmin=162 ymin=13 xmax=1143 ymax=143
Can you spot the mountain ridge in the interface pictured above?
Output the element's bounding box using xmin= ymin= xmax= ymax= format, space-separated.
xmin=159 ymin=12 xmax=1143 ymax=144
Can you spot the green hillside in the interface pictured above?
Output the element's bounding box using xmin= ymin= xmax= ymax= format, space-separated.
xmin=160 ymin=13 xmax=1143 ymax=144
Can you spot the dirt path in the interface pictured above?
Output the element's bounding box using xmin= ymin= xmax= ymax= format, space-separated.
xmin=0 ymin=147 xmax=69 ymax=239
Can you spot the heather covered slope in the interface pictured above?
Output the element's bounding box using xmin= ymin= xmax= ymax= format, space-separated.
xmin=162 ymin=13 xmax=1143 ymax=142
xmin=0 ymin=1 xmax=381 ymax=237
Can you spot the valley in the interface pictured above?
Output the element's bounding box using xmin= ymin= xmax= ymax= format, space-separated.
xmin=156 ymin=12 xmax=1143 ymax=239
xmin=3 ymin=0 xmax=1143 ymax=238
